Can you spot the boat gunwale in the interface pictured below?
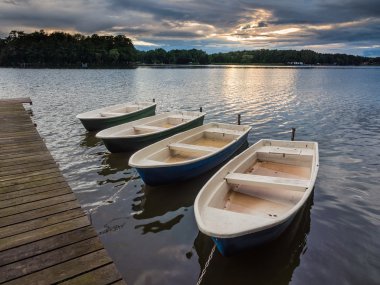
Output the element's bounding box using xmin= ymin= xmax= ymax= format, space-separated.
xmin=76 ymin=102 xmax=156 ymax=120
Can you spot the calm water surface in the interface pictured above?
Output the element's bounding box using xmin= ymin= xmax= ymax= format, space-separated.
xmin=0 ymin=66 xmax=379 ymax=285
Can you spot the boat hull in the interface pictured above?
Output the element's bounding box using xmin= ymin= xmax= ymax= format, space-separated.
xmin=79 ymin=105 xmax=156 ymax=131
xmin=102 ymin=116 xmax=205 ymax=152
xmin=135 ymin=133 xmax=249 ymax=186
xmin=212 ymin=214 xmax=296 ymax=256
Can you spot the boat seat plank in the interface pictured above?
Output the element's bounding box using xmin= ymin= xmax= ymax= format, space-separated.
xmin=206 ymin=127 xmax=244 ymax=136
xmin=133 ymin=125 xmax=167 ymax=132
xmin=202 ymin=206 xmax=270 ymax=235
xmin=99 ymin=112 xmax=124 ymax=117
xmin=258 ymin=146 xmax=314 ymax=156
xmin=168 ymin=115 xmax=195 ymax=120
xmin=169 ymin=142 xmax=220 ymax=154
xmin=225 ymin=173 xmax=309 ymax=192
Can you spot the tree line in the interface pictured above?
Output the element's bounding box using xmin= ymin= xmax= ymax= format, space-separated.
xmin=0 ymin=30 xmax=378 ymax=67
xmin=0 ymin=30 xmax=136 ymax=67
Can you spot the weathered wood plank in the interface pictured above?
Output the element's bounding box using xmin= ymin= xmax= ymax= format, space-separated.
xmin=59 ymin=263 xmax=124 ymax=285
xmin=0 ymin=97 xmax=32 ymax=104
xmin=0 ymin=226 xmax=97 ymax=266
xmin=4 ymin=249 xmax=113 ymax=285
xmin=0 ymin=160 xmax=56 ymax=173
xmin=0 ymin=132 xmax=42 ymax=139
xmin=0 ymin=193 xmax=77 ymax=217
xmin=0 ymin=154 xmax=54 ymax=168
xmin=0 ymin=146 xmax=48 ymax=157
xmin=0 ymin=176 xmax=66 ymax=193
xmin=0 ymin=181 xmax=68 ymax=201
xmin=0 ymin=200 xmax=81 ymax=227
xmin=0 ymin=170 xmax=62 ymax=188
xmin=0 ymin=167 xmax=60 ymax=183
xmin=0 ymin=138 xmax=43 ymax=147
xmin=0 ymin=162 xmax=57 ymax=178
xmin=0 ymin=141 xmax=43 ymax=151
xmin=0 ymin=208 xmax=85 ymax=238
xmin=110 ymin=280 xmax=128 ymax=285
xmin=0 ymin=216 xmax=90 ymax=251
xmin=0 ymin=187 xmax=71 ymax=209
xmin=0 ymin=168 xmax=61 ymax=183
xmin=0 ymin=128 xmax=37 ymax=134
xmin=0 ymin=237 xmax=103 ymax=283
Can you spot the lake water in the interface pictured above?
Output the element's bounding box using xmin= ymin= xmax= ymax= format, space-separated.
xmin=0 ymin=66 xmax=379 ymax=285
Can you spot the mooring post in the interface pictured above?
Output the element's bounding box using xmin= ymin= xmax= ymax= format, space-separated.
xmin=237 ymin=114 xmax=241 ymax=125
xmin=291 ymin=128 xmax=296 ymax=141
xmin=200 ymin=106 xmax=203 ymax=112
xmin=153 ymin=98 xmax=155 ymax=103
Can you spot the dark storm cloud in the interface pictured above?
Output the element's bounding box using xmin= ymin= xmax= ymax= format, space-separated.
xmin=0 ymin=0 xmax=379 ymax=55
xmin=153 ymin=31 xmax=202 ymax=38
xmin=106 ymin=0 xmax=251 ymax=28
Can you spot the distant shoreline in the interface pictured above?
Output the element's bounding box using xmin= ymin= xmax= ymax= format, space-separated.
xmin=0 ymin=63 xmax=379 ymax=69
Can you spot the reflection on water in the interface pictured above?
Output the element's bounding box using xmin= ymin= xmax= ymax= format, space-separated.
xmin=194 ymin=192 xmax=313 ymax=285
xmin=1 ymin=67 xmax=379 ymax=285
xmin=80 ymin=131 xmax=102 ymax=148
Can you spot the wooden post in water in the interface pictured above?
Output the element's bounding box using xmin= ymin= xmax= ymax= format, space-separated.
xmin=291 ymin=128 xmax=296 ymax=141
xmin=153 ymin=98 xmax=155 ymax=103
xmin=237 ymin=114 xmax=241 ymax=125
xmin=200 ymin=106 xmax=203 ymax=112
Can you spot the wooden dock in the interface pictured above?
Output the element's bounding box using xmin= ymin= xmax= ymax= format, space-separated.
xmin=0 ymin=98 xmax=126 ymax=285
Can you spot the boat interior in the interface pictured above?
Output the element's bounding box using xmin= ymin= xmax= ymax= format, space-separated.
xmin=207 ymin=145 xmax=314 ymax=219
xmin=147 ymin=126 xmax=247 ymax=164
xmin=99 ymin=105 xmax=142 ymax=117
xmin=111 ymin=114 xmax=197 ymax=136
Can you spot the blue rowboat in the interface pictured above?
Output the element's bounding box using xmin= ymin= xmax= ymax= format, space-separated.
xmin=128 ymin=123 xmax=252 ymax=186
xmin=96 ymin=111 xmax=205 ymax=152
xmin=194 ymin=139 xmax=319 ymax=256
xmin=76 ymin=102 xmax=156 ymax=131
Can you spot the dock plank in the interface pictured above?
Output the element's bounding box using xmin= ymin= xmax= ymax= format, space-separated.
xmin=0 ymin=237 xmax=103 ymax=283
xmin=60 ymin=263 xmax=124 ymax=285
xmin=0 ymin=193 xmax=77 ymax=217
xmin=0 ymin=208 xmax=85 ymax=238
xmin=0 ymin=216 xmax=91 ymax=251
xmin=5 ymin=249 xmax=113 ymax=285
xmin=0 ymin=99 xmax=126 ymax=284
xmin=0 ymin=226 xmax=97 ymax=266
xmin=0 ymin=200 xmax=81 ymax=227
xmin=0 ymin=176 xmax=67 ymax=193
xmin=0 ymin=97 xmax=32 ymax=104
xmin=0 ymin=181 xmax=69 ymax=201
xmin=0 ymin=187 xmax=72 ymax=209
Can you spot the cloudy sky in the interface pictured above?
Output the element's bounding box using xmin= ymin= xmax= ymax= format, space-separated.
xmin=1 ymin=0 xmax=379 ymax=56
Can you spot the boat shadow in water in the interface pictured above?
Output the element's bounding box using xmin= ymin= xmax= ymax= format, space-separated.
xmin=80 ymin=131 xmax=103 ymax=148
xmin=193 ymin=191 xmax=314 ymax=285
xmin=134 ymin=170 xmax=214 ymax=221
xmin=98 ymin=151 xmax=135 ymax=177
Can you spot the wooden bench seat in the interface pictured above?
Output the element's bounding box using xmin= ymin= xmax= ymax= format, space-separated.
xmin=169 ymin=143 xmax=220 ymax=154
xmin=206 ymin=128 xmax=244 ymax=136
xmin=225 ymin=173 xmax=310 ymax=192
xmin=258 ymin=146 xmax=314 ymax=156
xmin=168 ymin=115 xmax=195 ymax=120
xmin=133 ymin=125 xmax=167 ymax=132
xmin=99 ymin=112 xmax=125 ymax=117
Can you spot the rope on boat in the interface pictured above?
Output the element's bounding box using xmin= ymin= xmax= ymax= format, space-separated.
xmin=86 ymin=170 xmax=138 ymax=224
xmin=196 ymin=244 xmax=216 ymax=285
